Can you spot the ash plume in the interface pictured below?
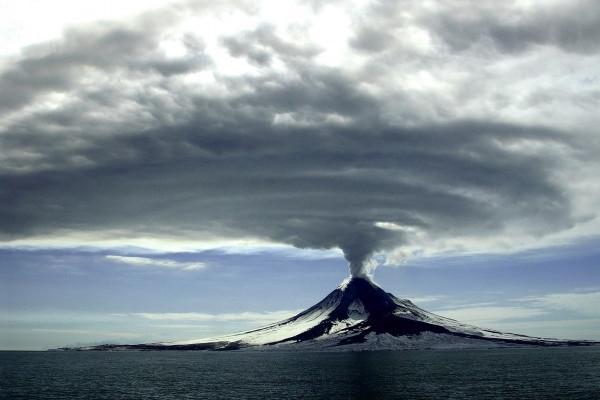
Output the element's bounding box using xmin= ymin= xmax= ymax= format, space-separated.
xmin=339 ymin=227 xmax=402 ymax=278
xmin=1 ymin=0 xmax=597 ymax=271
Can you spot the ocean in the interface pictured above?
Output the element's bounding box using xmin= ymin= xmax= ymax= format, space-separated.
xmin=1 ymin=347 xmax=599 ymax=399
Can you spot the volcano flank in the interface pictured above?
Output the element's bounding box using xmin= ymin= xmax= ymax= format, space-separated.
xmin=62 ymin=278 xmax=598 ymax=351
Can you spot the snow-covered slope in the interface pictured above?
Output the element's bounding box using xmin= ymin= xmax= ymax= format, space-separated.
xmin=64 ymin=277 xmax=598 ymax=351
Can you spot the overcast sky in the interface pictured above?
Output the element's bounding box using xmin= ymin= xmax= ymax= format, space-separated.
xmin=1 ymin=0 xmax=599 ymax=349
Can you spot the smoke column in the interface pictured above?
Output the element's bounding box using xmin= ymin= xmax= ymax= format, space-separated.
xmin=339 ymin=227 xmax=402 ymax=278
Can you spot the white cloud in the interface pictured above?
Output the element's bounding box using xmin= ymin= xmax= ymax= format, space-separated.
xmin=105 ymin=255 xmax=206 ymax=271
xmin=430 ymin=290 xmax=600 ymax=339
xmin=1 ymin=235 xmax=341 ymax=260
xmin=29 ymin=328 xmax=140 ymax=338
xmin=130 ymin=310 xmax=300 ymax=323
xmin=148 ymin=324 xmax=211 ymax=330
xmin=481 ymin=319 xmax=600 ymax=341
xmin=409 ymin=296 xmax=445 ymax=304
xmin=434 ymin=306 xmax=548 ymax=324
xmin=523 ymin=291 xmax=600 ymax=317
xmin=0 ymin=0 xmax=176 ymax=56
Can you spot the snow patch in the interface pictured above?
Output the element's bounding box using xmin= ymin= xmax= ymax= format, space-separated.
xmin=347 ymin=299 xmax=367 ymax=320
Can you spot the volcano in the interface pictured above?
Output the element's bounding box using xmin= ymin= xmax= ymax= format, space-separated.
xmin=67 ymin=277 xmax=596 ymax=351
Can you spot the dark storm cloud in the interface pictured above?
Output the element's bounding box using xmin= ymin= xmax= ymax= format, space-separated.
xmin=1 ymin=0 xmax=596 ymax=274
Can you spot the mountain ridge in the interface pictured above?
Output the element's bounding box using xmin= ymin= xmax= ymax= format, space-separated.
xmin=57 ymin=277 xmax=599 ymax=351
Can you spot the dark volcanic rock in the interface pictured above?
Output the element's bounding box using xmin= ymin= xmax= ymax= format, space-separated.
xmin=59 ymin=277 xmax=599 ymax=351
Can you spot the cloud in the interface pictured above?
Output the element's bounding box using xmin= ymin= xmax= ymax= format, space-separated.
xmin=106 ymin=255 xmax=206 ymax=271
xmin=409 ymin=296 xmax=445 ymax=305
xmin=475 ymin=318 xmax=600 ymax=341
xmin=0 ymin=10 xmax=195 ymax=114
xmin=422 ymin=1 xmax=600 ymax=54
xmin=432 ymin=289 xmax=600 ymax=336
xmin=130 ymin=310 xmax=300 ymax=323
xmin=523 ymin=291 xmax=600 ymax=317
xmin=0 ymin=0 xmax=599 ymax=274
xmin=434 ymin=306 xmax=548 ymax=324
xmin=29 ymin=328 xmax=140 ymax=338
xmin=348 ymin=1 xmax=600 ymax=55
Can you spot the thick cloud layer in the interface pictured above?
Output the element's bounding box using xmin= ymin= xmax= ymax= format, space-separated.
xmin=1 ymin=0 xmax=599 ymax=275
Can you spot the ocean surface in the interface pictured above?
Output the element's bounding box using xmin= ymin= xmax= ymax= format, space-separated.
xmin=1 ymin=347 xmax=599 ymax=399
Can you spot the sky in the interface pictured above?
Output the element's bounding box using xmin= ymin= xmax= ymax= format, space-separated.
xmin=1 ymin=0 xmax=599 ymax=350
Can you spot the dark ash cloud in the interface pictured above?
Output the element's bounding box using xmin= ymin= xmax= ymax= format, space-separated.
xmin=1 ymin=0 xmax=597 ymax=276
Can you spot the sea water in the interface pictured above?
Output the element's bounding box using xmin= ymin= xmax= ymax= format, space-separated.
xmin=1 ymin=347 xmax=599 ymax=399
